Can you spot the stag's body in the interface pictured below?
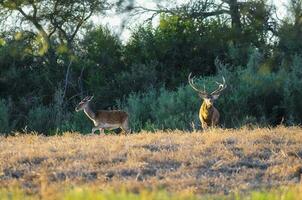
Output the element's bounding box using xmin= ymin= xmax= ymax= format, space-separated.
xmin=188 ymin=73 xmax=226 ymax=130
xmin=199 ymin=101 xmax=220 ymax=129
xmin=76 ymin=96 xmax=129 ymax=134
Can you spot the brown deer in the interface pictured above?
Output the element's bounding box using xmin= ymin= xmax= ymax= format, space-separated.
xmin=75 ymin=96 xmax=130 ymax=134
xmin=188 ymin=73 xmax=227 ymax=129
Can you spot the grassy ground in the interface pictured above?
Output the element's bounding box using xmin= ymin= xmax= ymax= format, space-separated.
xmin=1 ymin=185 xmax=302 ymax=200
xmin=0 ymin=126 xmax=302 ymax=199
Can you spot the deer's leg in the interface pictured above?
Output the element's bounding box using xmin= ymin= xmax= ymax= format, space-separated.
xmin=92 ymin=125 xmax=105 ymax=135
xmin=121 ymin=119 xmax=130 ymax=134
xmin=99 ymin=128 xmax=104 ymax=134
xmin=92 ymin=127 xmax=98 ymax=134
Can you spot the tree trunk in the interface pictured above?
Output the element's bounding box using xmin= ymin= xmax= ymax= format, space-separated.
xmin=228 ymin=0 xmax=242 ymax=37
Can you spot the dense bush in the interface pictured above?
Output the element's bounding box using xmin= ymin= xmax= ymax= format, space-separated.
xmin=282 ymin=55 xmax=302 ymax=124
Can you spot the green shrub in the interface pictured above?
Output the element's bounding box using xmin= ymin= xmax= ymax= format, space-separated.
xmin=27 ymin=105 xmax=55 ymax=133
xmin=150 ymin=86 xmax=199 ymax=130
xmin=118 ymin=89 xmax=157 ymax=132
xmin=282 ymin=55 xmax=302 ymax=124
xmin=26 ymin=88 xmax=71 ymax=135
xmin=59 ymin=111 xmax=91 ymax=134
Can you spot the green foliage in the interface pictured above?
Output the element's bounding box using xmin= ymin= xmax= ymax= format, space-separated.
xmin=282 ymin=55 xmax=302 ymax=124
xmin=116 ymin=62 xmax=158 ymax=94
xmin=149 ymin=86 xmax=199 ymax=130
xmin=25 ymin=89 xmax=72 ymax=134
xmin=27 ymin=105 xmax=55 ymax=133
xmin=118 ymin=89 xmax=157 ymax=131
xmin=120 ymin=52 xmax=302 ymax=131
xmin=124 ymin=15 xmax=232 ymax=89
xmin=81 ymin=26 xmax=125 ymax=108
xmin=120 ymin=83 xmax=201 ymax=131
xmin=59 ymin=111 xmax=92 ymax=134
xmin=0 ymin=99 xmax=11 ymax=134
xmin=274 ymin=0 xmax=302 ymax=66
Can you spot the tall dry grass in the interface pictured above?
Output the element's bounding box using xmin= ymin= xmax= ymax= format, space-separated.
xmin=0 ymin=126 xmax=302 ymax=198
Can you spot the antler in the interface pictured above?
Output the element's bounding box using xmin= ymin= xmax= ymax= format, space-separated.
xmin=189 ymin=73 xmax=227 ymax=97
xmin=81 ymin=96 xmax=94 ymax=102
xmin=211 ymin=77 xmax=227 ymax=96
xmin=188 ymin=73 xmax=208 ymax=96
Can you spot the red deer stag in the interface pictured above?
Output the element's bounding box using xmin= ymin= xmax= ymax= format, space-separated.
xmin=188 ymin=73 xmax=227 ymax=129
xmin=75 ymin=96 xmax=129 ymax=134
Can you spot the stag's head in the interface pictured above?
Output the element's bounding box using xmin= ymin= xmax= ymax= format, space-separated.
xmin=75 ymin=96 xmax=94 ymax=112
xmin=188 ymin=73 xmax=227 ymax=107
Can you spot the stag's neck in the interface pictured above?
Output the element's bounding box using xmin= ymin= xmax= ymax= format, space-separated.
xmin=201 ymin=101 xmax=214 ymax=117
xmin=83 ymin=105 xmax=97 ymax=124
xmin=201 ymin=101 xmax=213 ymax=110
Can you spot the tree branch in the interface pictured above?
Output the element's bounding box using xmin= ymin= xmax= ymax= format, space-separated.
xmin=132 ymin=5 xmax=230 ymax=21
xmin=70 ymin=10 xmax=93 ymax=42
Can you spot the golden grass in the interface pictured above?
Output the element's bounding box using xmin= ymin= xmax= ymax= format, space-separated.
xmin=0 ymin=126 xmax=302 ymax=198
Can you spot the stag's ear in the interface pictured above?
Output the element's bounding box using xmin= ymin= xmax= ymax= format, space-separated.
xmin=212 ymin=94 xmax=220 ymax=100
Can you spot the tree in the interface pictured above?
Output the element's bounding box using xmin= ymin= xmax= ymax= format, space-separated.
xmin=123 ymin=15 xmax=232 ymax=89
xmin=132 ymin=0 xmax=276 ymax=66
xmin=0 ymin=0 xmax=117 ymax=101
xmin=275 ymin=0 xmax=302 ymax=66
xmin=80 ymin=26 xmax=125 ymax=108
xmin=0 ymin=0 xmax=111 ymax=60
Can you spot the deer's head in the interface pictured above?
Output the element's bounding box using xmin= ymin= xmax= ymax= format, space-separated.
xmin=188 ymin=73 xmax=227 ymax=107
xmin=75 ymin=96 xmax=94 ymax=112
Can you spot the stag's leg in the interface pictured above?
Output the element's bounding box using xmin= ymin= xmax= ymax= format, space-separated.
xmin=201 ymin=119 xmax=209 ymax=131
xmin=200 ymin=115 xmax=208 ymax=131
xmin=212 ymin=110 xmax=220 ymax=128
xmin=211 ymin=119 xmax=218 ymax=129
xmin=202 ymin=124 xmax=208 ymax=131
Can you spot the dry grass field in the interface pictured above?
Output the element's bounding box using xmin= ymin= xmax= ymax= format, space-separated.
xmin=1 ymin=126 xmax=302 ymax=199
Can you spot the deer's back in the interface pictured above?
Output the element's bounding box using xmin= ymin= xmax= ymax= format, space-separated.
xmin=96 ymin=110 xmax=128 ymax=124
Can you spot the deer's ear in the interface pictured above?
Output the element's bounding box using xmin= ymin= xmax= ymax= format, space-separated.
xmin=212 ymin=94 xmax=220 ymax=100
